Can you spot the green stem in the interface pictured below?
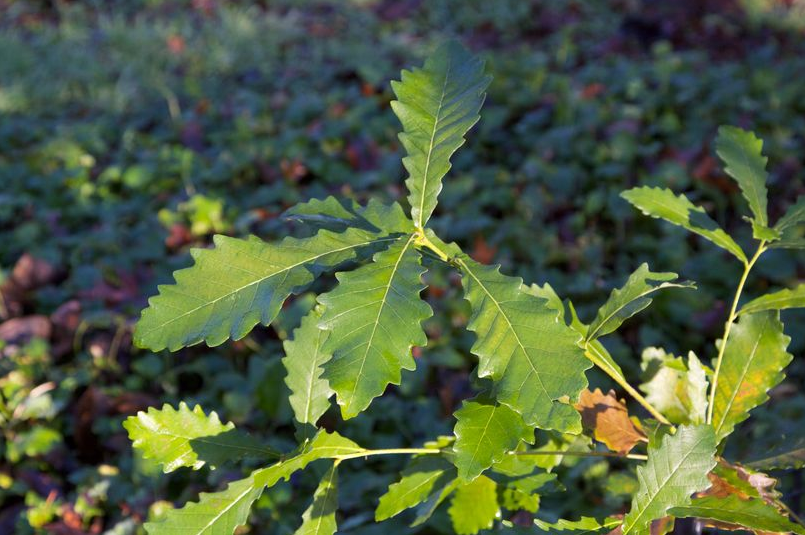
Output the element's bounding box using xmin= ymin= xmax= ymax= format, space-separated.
xmin=513 ymin=449 xmax=647 ymax=461
xmin=334 ymin=448 xmax=441 ymax=461
xmin=414 ymin=230 xmax=450 ymax=262
xmin=706 ymin=241 xmax=766 ymax=425
xmin=584 ymin=344 xmax=674 ymax=428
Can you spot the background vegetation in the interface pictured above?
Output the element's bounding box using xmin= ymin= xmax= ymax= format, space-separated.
xmin=1 ymin=0 xmax=804 ymax=533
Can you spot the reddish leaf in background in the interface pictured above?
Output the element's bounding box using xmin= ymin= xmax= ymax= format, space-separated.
xmin=471 ymin=235 xmax=497 ymax=264
xmin=575 ymin=388 xmax=647 ymax=454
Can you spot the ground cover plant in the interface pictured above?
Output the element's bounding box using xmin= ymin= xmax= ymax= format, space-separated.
xmin=126 ymin=41 xmax=805 ymax=534
xmin=3 ymin=2 xmax=805 ymax=533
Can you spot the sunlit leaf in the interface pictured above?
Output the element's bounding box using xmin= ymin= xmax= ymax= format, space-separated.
xmin=715 ymin=126 xmax=770 ymax=234
xmin=457 ymin=255 xmax=590 ymax=432
xmin=639 ymin=348 xmax=709 ymax=425
xmin=586 ymin=263 xmax=694 ymax=341
xmin=295 ymin=464 xmax=339 ymax=535
xmin=621 ymin=186 xmax=747 ymax=262
xmin=392 ymin=40 xmax=491 ymax=228
xmin=712 ymin=311 xmax=792 ymax=441
xmin=376 ymin=455 xmax=455 ymax=521
xmin=738 ymin=284 xmax=805 ymax=316
xmin=124 ymin=402 xmax=275 ymax=473
xmin=135 ymin=228 xmax=396 ymax=351
xmin=448 ymin=475 xmax=499 ymax=535
xmin=319 ymin=236 xmax=432 ymax=417
xmin=574 ymin=389 xmax=646 ymax=454
xmin=621 ymin=424 xmax=717 ymax=534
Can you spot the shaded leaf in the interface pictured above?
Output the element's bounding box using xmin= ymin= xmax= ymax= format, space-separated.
xmin=135 ymin=228 xmax=395 ymax=351
xmin=452 ymin=397 xmax=534 ymax=480
xmin=295 ymin=464 xmax=338 ymax=535
xmin=282 ymin=307 xmax=333 ymax=438
xmin=670 ymin=495 xmax=805 ymax=535
xmin=621 ymin=424 xmax=717 ymax=534
xmin=712 ymin=311 xmax=792 ymax=441
xmin=586 ymin=264 xmax=695 ymax=341
xmin=448 ymin=475 xmax=499 ymax=535
xmin=124 ymin=402 xmax=274 ymax=473
xmin=621 ymin=187 xmax=746 ymax=262
xmin=774 ymin=195 xmax=805 ymax=233
xmin=285 ymin=198 xmax=414 ymax=235
xmin=739 ymin=284 xmax=805 ymax=316
xmin=392 ymin=40 xmax=491 ymax=228
xmin=457 ymin=255 xmax=589 ymax=432
xmin=319 ymin=236 xmax=432 ymax=418
xmin=715 ymin=126 xmax=769 ymax=231
xmin=574 ymin=389 xmax=646 ymax=454
xmin=748 ymin=436 xmax=805 ymax=470
xmin=376 ymin=455 xmax=455 ymax=521
xmin=533 ymin=516 xmax=622 ymax=534
xmin=412 ymin=478 xmax=459 ymax=527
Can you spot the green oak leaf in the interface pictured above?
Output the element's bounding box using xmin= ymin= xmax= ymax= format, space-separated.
xmin=135 ymin=228 xmax=397 ymax=351
xmin=285 ymin=198 xmax=414 ymax=235
xmin=412 ymin=478 xmax=459 ymax=527
xmin=533 ymin=516 xmax=622 ymax=534
xmin=457 ymin=255 xmax=590 ymax=432
xmin=621 ymin=424 xmax=717 ymax=535
xmin=295 ymin=464 xmax=339 ymax=535
xmin=621 ymin=186 xmax=747 ymax=262
xmin=670 ymin=495 xmax=805 ymax=535
xmin=586 ymin=263 xmax=695 ymax=341
xmin=124 ymin=402 xmax=275 ymax=473
xmin=715 ymin=126 xmax=770 ymax=234
xmin=282 ymin=307 xmax=333 ymax=439
xmin=319 ymin=235 xmax=432 ymax=418
xmin=452 ymin=397 xmax=533 ymax=481
xmin=775 ymin=195 xmax=805 ymax=233
xmin=712 ymin=311 xmax=793 ymax=441
xmin=739 ymin=284 xmax=805 ymax=316
xmin=145 ymin=431 xmax=360 ymax=535
xmin=391 ymin=40 xmax=491 ymax=228
xmin=448 ymin=475 xmax=499 ymax=535
xmin=145 ymin=472 xmax=264 ymax=535
xmin=376 ymin=455 xmax=456 ymax=521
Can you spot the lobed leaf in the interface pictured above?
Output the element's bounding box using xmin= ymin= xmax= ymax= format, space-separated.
xmin=448 ymin=475 xmax=499 ymax=535
xmin=738 ymin=283 xmax=805 ymax=316
xmin=621 ymin=186 xmax=747 ymax=262
xmin=391 ymin=40 xmax=491 ymax=228
xmin=670 ymin=495 xmax=805 ymax=535
xmin=452 ymin=397 xmax=534 ymax=481
xmin=285 ymin=198 xmax=414 ymax=235
xmin=586 ymin=263 xmax=695 ymax=341
xmin=124 ymin=402 xmax=274 ymax=473
xmin=574 ymin=389 xmax=647 ymax=454
xmin=621 ymin=424 xmax=717 ymax=535
xmin=376 ymin=455 xmax=456 ymax=521
xmin=319 ymin=236 xmax=432 ymax=418
xmin=295 ymin=464 xmax=339 ymax=535
xmin=145 ymin=473 xmax=264 ymax=535
xmin=135 ymin=228 xmax=396 ymax=351
xmin=457 ymin=255 xmax=590 ymax=432
xmin=282 ymin=307 xmax=333 ymax=440
xmin=774 ymin=195 xmax=805 ymax=233
xmin=711 ymin=311 xmax=792 ymax=441
xmin=533 ymin=516 xmax=622 ymax=534
xmin=715 ymin=126 xmax=770 ymax=232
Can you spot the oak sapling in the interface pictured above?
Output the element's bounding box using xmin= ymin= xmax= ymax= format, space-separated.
xmin=127 ymin=42 xmax=805 ymax=535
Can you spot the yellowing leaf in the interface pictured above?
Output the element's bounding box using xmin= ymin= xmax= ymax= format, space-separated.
xmin=574 ymin=389 xmax=646 ymax=454
xmin=712 ymin=311 xmax=792 ymax=441
xmin=639 ymin=348 xmax=709 ymax=425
